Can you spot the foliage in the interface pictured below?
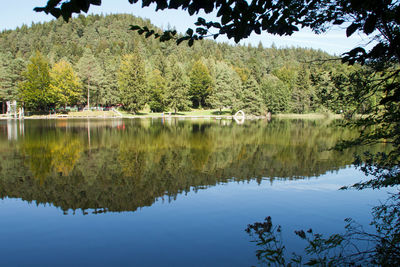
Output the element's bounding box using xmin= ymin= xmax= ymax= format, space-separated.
xmin=291 ymin=68 xmax=312 ymax=113
xmin=235 ymin=77 xmax=265 ymax=116
xmin=118 ymin=52 xmax=147 ymax=113
xmin=0 ymin=14 xmax=360 ymax=114
xmin=0 ymin=53 xmax=25 ymax=104
xmin=189 ymin=60 xmax=213 ymax=108
xmin=76 ymin=48 xmax=103 ymax=107
xmin=166 ymin=63 xmax=191 ymax=114
xmin=147 ymin=69 xmax=167 ymax=112
xmin=261 ymin=74 xmax=290 ymax=114
xmin=246 ymin=201 xmax=400 ymax=266
xmin=18 ymin=51 xmax=55 ymax=111
xmin=208 ymin=61 xmax=240 ymax=112
xmin=50 ymin=59 xmax=82 ymax=107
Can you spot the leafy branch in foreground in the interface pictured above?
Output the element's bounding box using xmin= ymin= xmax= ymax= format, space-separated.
xmin=246 ymin=195 xmax=400 ymax=266
xmin=35 ymin=1 xmax=400 ymax=66
xmin=333 ymin=66 xmax=400 ymax=189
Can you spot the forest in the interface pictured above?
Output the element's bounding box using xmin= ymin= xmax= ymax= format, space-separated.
xmin=0 ymin=13 xmax=377 ymax=115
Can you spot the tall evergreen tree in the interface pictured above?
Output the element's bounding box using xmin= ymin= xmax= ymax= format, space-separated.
xmin=209 ymin=62 xmax=239 ymax=113
xmin=291 ymin=68 xmax=312 ymax=113
xmin=0 ymin=53 xmax=12 ymax=113
xmin=76 ymin=48 xmax=103 ymax=108
xmin=118 ymin=52 xmax=146 ymax=113
xmin=166 ymin=63 xmax=191 ymax=114
xmin=98 ymin=49 xmax=120 ymax=106
xmin=235 ymin=77 xmax=265 ymax=116
xmin=0 ymin=53 xmax=25 ymax=113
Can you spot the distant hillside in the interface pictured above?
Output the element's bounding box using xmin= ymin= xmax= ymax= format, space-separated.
xmin=0 ymin=14 xmax=375 ymax=114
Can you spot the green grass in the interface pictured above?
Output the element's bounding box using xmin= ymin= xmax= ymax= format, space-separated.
xmin=68 ymin=111 xmax=116 ymax=117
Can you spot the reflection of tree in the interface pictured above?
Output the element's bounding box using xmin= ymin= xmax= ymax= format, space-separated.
xmin=246 ymin=192 xmax=400 ymax=266
xmin=0 ymin=119 xmax=387 ymax=213
xmin=19 ymin=132 xmax=82 ymax=182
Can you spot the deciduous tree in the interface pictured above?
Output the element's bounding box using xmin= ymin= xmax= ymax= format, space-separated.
xmin=50 ymin=59 xmax=82 ymax=108
xmin=189 ymin=60 xmax=212 ymax=108
xmin=19 ymin=51 xmax=55 ymax=111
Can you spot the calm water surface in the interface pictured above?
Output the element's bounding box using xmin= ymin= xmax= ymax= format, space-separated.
xmin=0 ymin=118 xmax=391 ymax=266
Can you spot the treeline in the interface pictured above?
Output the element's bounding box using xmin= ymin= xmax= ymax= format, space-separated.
xmin=0 ymin=14 xmax=377 ymax=115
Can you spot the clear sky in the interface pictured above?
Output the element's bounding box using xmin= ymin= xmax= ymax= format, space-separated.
xmin=1 ymin=0 xmax=371 ymax=55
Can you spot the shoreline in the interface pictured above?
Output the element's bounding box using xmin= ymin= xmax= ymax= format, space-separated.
xmin=0 ymin=113 xmax=343 ymax=120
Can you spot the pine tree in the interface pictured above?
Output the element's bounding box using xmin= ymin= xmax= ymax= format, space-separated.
xmin=76 ymin=48 xmax=103 ymax=108
xmin=0 ymin=53 xmax=25 ymax=113
xmin=98 ymin=49 xmax=120 ymax=106
xmin=235 ymin=77 xmax=265 ymax=116
xmin=291 ymin=68 xmax=311 ymax=113
xmin=118 ymin=52 xmax=147 ymax=113
xmin=208 ymin=62 xmax=240 ymax=113
xmin=166 ymin=63 xmax=191 ymax=114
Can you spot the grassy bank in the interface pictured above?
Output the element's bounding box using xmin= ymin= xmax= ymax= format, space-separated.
xmin=5 ymin=110 xmax=344 ymax=120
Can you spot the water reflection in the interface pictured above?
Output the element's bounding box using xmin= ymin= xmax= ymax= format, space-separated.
xmin=0 ymin=118 xmax=384 ymax=214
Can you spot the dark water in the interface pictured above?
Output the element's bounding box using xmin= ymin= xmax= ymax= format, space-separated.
xmin=0 ymin=118 xmax=391 ymax=266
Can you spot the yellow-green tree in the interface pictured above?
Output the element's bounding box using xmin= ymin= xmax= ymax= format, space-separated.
xmin=19 ymin=51 xmax=56 ymax=112
xmin=189 ymin=60 xmax=213 ymax=108
xmin=50 ymin=59 xmax=82 ymax=108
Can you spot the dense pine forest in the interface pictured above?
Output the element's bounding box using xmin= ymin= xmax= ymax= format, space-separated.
xmin=0 ymin=14 xmax=376 ymax=115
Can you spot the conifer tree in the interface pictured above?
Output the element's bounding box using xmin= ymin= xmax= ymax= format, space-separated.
xmin=98 ymin=49 xmax=120 ymax=106
xmin=118 ymin=52 xmax=146 ymax=113
xmin=291 ymin=68 xmax=311 ymax=113
xmin=235 ymin=77 xmax=265 ymax=116
xmin=167 ymin=63 xmax=191 ymax=114
xmin=76 ymin=48 xmax=103 ymax=108
xmin=0 ymin=53 xmax=25 ymax=113
xmin=0 ymin=53 xmax=12 ymax=113
xmin=208 ymin=62 xmax=239 ymax=113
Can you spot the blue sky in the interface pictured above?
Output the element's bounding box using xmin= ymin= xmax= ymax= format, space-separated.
xmin=1 ymin=0 xmax=371 ymax=55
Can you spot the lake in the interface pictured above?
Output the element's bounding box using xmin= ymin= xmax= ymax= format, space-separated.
xmin=0 ymin=118 xmax=392 ymax=266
